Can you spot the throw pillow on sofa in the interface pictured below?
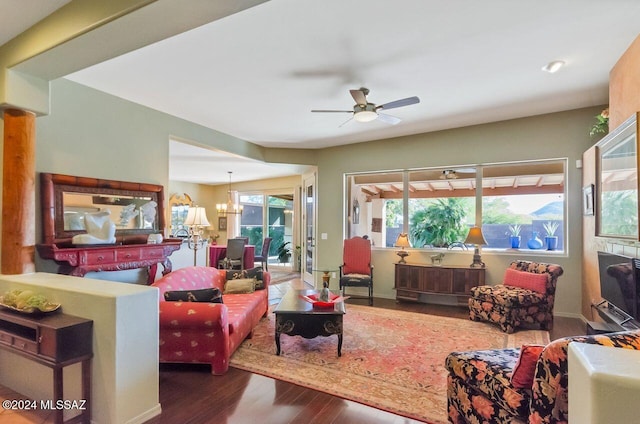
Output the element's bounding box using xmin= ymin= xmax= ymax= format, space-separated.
xmin=164 ymin=288 xmax=223 ymax=303
xmin=226 ymin=267 xmax=265 ymax=290
xmin=510 ymin=344 xmax=545 ymax=388
xmin=224 ymin=278 xmax=256 ymax=294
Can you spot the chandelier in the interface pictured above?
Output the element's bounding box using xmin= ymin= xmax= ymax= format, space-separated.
xmin=216 ymin=171 xmax=243 ymax=216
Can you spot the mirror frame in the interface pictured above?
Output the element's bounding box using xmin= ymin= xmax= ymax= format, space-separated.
xmin=168 ymin=192 xmax=193 ymax=237
xmin=595 ymin=112 xmax=639 ymax=240
xmin=40 ymin=172 xmax=167 ymax=245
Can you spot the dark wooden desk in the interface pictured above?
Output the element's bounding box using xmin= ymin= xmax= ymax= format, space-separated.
xmin=0 ymin=309 xmax=93 ymax=424
xmin=208 ymin=244 xmax=255 ymax=270
xmin=273 ymin=289 xmax=345 ymax=357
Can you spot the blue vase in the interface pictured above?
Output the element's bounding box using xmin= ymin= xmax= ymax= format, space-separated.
xmin=527 ymin=232 xmax=543 ymax=249
xmin=545 ymin=236 xmax=558 ymax=251
xmin=510 ymin=235 xmax=521 ymax=249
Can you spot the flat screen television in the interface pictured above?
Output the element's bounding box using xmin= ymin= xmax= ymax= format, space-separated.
xmin=597 ymin=251 xmax=640 ymax=324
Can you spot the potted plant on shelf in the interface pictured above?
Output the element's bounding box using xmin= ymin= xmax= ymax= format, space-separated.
xmin=543 ymin=221 xmax=559 ymax=251
xmin=508 ymin=224 xmax=522 ymax=249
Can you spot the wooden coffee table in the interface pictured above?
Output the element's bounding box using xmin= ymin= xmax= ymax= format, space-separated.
xmin=274 ymin=289 xmax=346 ymax=356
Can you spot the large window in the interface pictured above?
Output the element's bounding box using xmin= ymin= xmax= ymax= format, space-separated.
xmin=408 ymin=168 xmax=476 ymax=248
xmin=345 ymin=159 xmax=566 ymax=252
xmin=480 ymin=162 xmax=565 ymax=251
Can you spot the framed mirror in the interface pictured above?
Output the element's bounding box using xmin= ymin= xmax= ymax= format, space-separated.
xmin=596 ymin=113 xmax=639 ymax=239
xmin=40 ymin=173 xmax=167 ymax=245
xmin=168 ymin=193 xmax=192 ymax=237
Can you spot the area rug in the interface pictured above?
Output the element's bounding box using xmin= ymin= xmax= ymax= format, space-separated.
xmin=230 ymin=305 xmax=549 ymax=424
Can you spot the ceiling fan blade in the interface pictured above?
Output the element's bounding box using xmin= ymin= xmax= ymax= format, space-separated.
xmin=377 ymin=96 xmax=420 ymax=110
xmin=311 ymin=109 xmax=353 ymax=113
xmin=376 ymin=113 xmax=401 ymax=125
xmin=350 ymin=89 xmax=367 ymax=105
xmin=338 ymin=116 xmax=354 ymax=127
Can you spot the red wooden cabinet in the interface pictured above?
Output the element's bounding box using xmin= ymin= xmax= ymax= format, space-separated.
xmin=37 ymin=240 xmax=182 ymax=284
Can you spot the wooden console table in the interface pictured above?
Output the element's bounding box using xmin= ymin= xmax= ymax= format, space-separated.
xmin=37 ymin=240 xmax=182 ymax=284
xmin=0 ymin=309 xmax=93 ymax=424
xmin=394 ymin=263 xmax=485 ymax=304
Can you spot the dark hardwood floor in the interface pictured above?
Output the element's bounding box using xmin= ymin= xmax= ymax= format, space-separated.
xmin=0 ymin=275 xmax=586 ymax=424
xmin=146 ymin=277 xmax=587 ymax=424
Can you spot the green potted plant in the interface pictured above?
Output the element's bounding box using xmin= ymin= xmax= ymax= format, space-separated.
xmin=590 ymin=107 xmax=609 ymax=137
xmin=543 ymin=221 xmax=559 ymax=251
xmin=508 ymin=224 xmax=522 ymax=249
xmin=277 ymin=241 xmax=292 ymax=264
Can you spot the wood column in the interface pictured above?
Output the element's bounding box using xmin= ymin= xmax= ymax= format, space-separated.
xmin=609 ymin=34 xmax=640 ymax=129
xmin=2 ymin=108 xmax=36 ymax=274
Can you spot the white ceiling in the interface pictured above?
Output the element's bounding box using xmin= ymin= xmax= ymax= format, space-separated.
xmin=9 ymin=0 xmax=640 ymax=184
xmin=0 ymin=0 xmax=70 ymax=46
xmin=169 ymin=139 xmax=309 ymax=184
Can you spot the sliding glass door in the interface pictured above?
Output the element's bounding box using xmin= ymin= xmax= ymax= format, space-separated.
xmin=239 ymin=192 xmax=294 ymax=270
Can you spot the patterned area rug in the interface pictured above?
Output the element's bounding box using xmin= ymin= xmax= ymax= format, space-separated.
xmin=230 ymin=305 xmax=549 ymax=424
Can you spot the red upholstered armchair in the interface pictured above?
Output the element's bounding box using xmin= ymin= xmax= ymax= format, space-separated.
xmin=151 ymin=266 xmax=269 ymax=375
xmin=469 ymin=260 xmax=563 ymax=333
xmin=339 ymin=236 xmax=374 ymax=305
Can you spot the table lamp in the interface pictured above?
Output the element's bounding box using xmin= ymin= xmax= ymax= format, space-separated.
xmin=184 ymin=206 xmax=210 ymax=265
xmin=394 ymin=233 xmax=411 ymax=263
xmin=465 ymin=226 xmax=488 ymax=268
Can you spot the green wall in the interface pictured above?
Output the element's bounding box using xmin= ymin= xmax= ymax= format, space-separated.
xmin=32 ymin=77 xmax=598 ymax=316
xmin=314 ymin=107 xmax=601 ymax=316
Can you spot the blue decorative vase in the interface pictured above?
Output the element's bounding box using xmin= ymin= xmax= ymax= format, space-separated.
xmin=510 ymin=235 xmax=521 ymax=249
xmin=527 ymin=232 xmax=543 ymax=249
xmin=545 ymin=236 xmax=558 ymax=251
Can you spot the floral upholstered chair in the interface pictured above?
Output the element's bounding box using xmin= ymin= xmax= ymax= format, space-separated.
xmin=446 ymin=330 xmax=640 ymax=424
xmin=469 ymin=260 xmax=563 ymax=333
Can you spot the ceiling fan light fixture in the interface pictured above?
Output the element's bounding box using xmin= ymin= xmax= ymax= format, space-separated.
xmin=353 ymin=103 xmax=378 ymax=122
xmin=354 ymin=110 xmax=378 ymax=122
xmin=542 ymin=60 xmax=565 ymax=73
xmin=440 ymin=170 xmax=458 ymax=179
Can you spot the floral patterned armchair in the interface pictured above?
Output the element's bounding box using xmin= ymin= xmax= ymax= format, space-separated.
xmin=469 ymin=260 xmax=563 ymax=333
xmin=446 ymin=330 xmax=640 ymax=423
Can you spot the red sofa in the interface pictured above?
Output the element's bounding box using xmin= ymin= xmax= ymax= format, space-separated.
xmin=151 ymin=266 xmax=270 ymax=375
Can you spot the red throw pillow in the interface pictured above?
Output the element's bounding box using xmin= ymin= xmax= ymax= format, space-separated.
xmin=511 ymin=344 xmax=545 ymax=388
xmin=504 ymin=268 xmax=548 ymax=293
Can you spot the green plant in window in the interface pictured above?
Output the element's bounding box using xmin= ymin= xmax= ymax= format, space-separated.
xmin=601 ymin=190 xmax=638 ymax=235
xmin=508 ymin=224 xmax=522 ymax=236
xmin=410 ymin=198 xmax=471 ymax=248
xmin=542 ymin=221 xmax=559 ymax=237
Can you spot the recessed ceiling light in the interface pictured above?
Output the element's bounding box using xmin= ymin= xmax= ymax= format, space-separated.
xmin=542 ymin=60 xmax=565 ymax=73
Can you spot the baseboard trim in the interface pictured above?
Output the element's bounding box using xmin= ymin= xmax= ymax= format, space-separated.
xmin=125 ymin=403 xmax=162 ymax=424
xmin=555 ymin=311 xmax=587 ymax=322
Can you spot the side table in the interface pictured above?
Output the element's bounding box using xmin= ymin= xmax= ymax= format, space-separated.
xmin=0 ymin=309 xmax=93 ymax=423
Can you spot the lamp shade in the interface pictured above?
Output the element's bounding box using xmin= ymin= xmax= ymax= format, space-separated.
xmin=394 ymin=233 xmax=411 ymax=248
xmin=464 ymin=226 xmax=487 ymax=245
xmin=184 ymin=206 xmax=210 ymax=227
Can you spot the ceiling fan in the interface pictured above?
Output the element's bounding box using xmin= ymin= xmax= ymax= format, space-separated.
xmin=311 ymin=87 xmax=419 ymax=126
xmin=440 ymin=168 xmax=476 ymax=180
